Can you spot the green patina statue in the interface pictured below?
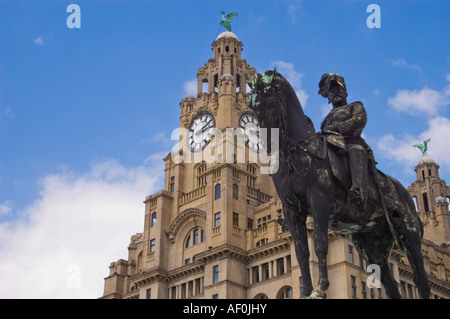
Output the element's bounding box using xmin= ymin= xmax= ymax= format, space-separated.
xmin=413 ymin=139 xmax=431 ymax=155
xmin=220 ymin=11 xmax=238 ymax=32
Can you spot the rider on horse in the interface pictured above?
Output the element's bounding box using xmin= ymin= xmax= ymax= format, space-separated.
xmin=318 ymin=73 xmax=372 ymax=208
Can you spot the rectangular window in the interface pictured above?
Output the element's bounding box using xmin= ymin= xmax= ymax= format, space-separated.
xmin=150 ymin=239 xmax=156 ymax=252
xmin=232 ymin=184 xmax=238 ymax=200
xmin=351 ymin=276 xmax=357 ymax=298
xmin=201 ymin=229 xmax=206 ymax=242
xmin=348 ymin=245 xmax=354 ymax=264
xmin=151 ymin=212 xmax=157 ymax=227
xmin=262 ymin=263 xmax=270 ymax=281
xmin=247 ymin=218 xmax=254 ymax=229
xmin=362 ymin=281 xmax=367 ymax=299
xmin=423 ymin=193 xmax=430 ymax=212
xmin=212 ymin=294 xmax=219 ymax=299
xmin=233 ymin=212 xmax=239 ymax=227
xmin=146 ymin=288 xmax=151 ymax=299
xmin=213 ymin=265 xmax=219 ymax=283
xmin=215 ymin=184 xmax=221 ymax=200
xmin=277 ymin=258 xmax=285 ymax=275
xmin=188 ymin=281 xmax=193 ymax=298
xmin=170 ymin=176 xmax=175 ymax=193
xmin=359 ymin=255 xmax=365 ymax=270
xmin=252 ymin=266 xmax=260 ymax=283
xmin=214 ymin=212 xmax=221 ymax=227
xmin=185 ymin=258 xmax=190 ymax=265
xmin=195 ymin=278 xmax=201 ymax=295
xmin=300 ymin=277 xmax=305 ymax=296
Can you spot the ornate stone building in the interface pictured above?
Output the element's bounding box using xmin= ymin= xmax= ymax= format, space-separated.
xmin=101 ymin=31 xmax=450 ymax=299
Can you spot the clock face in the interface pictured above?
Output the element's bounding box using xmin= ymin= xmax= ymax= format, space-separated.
xmin=187 ymin=113 xmax=215 ymax=152
xmin=239 ymin=114 xmax=263 ymax=152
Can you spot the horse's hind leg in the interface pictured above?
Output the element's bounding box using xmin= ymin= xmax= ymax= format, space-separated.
xmin=352 ymin=230 xmax=402 ymax=299
xmin=401 ymin=227 xmax=430 ymax=299
xmin=392 ymin=182 xmax=430 ymax=299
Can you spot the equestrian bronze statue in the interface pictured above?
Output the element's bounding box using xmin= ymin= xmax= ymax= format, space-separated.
xmin=247 ymin=70 xmax=430 ymax=299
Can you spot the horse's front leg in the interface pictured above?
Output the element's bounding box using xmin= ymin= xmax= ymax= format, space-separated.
xmin=281 ymin=202 xmax=313 ymax=297
xmin=309 ymin=179 xmax=332 ymax=298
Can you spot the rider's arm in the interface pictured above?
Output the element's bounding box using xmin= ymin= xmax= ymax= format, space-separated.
xmin=334 ymin=102 xmax=367 ymax=136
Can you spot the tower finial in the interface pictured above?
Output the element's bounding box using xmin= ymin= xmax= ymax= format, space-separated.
xmin=220 ymin=11 xmax=238 ymax=32
xmin=413 ymin=138 xmax=431 ymax=156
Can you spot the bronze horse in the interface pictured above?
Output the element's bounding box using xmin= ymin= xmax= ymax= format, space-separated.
xmin=247 ymin=70 xmax=430 ymax=299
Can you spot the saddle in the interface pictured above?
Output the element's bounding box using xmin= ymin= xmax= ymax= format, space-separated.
xmin=289 ymin=131 xmax=404 ymax=215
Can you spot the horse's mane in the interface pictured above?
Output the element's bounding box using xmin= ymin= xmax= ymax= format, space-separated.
xmin=268 ymin=71 xmax=316 ymax=131
xmin=249 ymin=69 xmax=315 ymax=131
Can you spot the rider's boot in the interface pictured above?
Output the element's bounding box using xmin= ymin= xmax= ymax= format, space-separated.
xmin=347 ymin=145 xmax=368 ymax=207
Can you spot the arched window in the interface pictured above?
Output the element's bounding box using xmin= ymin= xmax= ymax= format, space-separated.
xmin=151 ymin=212 xmax=157 ymax=227
xmin=193 ymin=228 xmax=199 ymax=245
xmin=185 ymin=235 xmax=191 ymax=248
xmin=277 ymin=286 xmax=292 ymax=299
xmin=256 ymin=238 xmax=268 ymax=247
xmin=232 ymin=184 xmax=238 ymax=200
xmin=215 ymin=184 xmax=221 ymax=200
xmin=185 ymin=227 xmax=206 ymax=249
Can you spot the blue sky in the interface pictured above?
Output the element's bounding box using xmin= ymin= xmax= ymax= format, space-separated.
xmin=0 ymin=0 xmax=449 ymax=298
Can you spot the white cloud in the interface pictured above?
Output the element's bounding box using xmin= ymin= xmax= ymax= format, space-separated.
xmin=33 ymin=36 xmax=44 ymax=45
xmin=271 ymin=60 xmax=309 ymax=106
xmin=287 ymin=0 xmax=303 ymax=24
xmin=184 ymin=79 xmax=197 ymax=96
xmin=320 ymin=103 xmax=333 ymax=118
xmin=0 ymin=202 xmax=11 ymax=216
xmin=376 ymin=116 xmax=450 ymax=168
xmin=0 ymin=158 xmax=164 ymax=298
xmin=390 ymin=59 xmax=422 ymax=72
xmin=388 ymin=87 xmax=449 ymax=117
xmin=139 ymin=131 xmax=175 ymax=149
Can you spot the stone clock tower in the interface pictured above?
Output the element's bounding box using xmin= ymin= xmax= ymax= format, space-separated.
xmin=101 ymin=31 xmax=283 ymax=299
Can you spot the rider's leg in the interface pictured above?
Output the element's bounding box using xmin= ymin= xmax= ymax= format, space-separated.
xmin=347 ymin=144 xmax=368 ymax=207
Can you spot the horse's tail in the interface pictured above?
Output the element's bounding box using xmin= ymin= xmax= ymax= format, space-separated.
xmin=389 ymin=176 xmax=424 ymax=239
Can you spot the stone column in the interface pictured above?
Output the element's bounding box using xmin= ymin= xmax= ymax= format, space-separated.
xmin=284 ymin=256 xmax=288 ymax=274
xmin=268 ymin=261 xmax=273 ymax=279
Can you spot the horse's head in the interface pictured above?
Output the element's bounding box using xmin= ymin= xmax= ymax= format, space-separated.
xmin=246 ymin=69 xmax=296 ymax=152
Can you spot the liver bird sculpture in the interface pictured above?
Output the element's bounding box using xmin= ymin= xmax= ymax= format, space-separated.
xmin=220 ymin=11 xmax=238 ymax=32
xmin=413 ymin=138 xmax=431 ymax=155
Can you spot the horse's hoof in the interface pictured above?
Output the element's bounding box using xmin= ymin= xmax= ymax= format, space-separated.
xmin=307 ymin=288 xmax=327 ymax=299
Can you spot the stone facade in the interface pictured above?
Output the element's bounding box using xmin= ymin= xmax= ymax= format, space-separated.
xmin=101 ymin=31 xmax=450 ymax=299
